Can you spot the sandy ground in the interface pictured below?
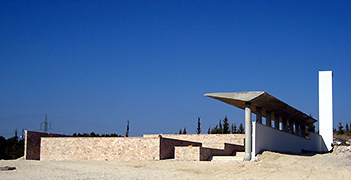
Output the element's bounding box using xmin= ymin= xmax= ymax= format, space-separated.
xmin=1 ymin=146 xmax=351 ymax=180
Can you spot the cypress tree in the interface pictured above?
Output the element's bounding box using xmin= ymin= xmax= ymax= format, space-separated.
xmin=223 ymin=116 xmax=229 ymax=134
xmin=196 ymin=117 xmax=201 ymax=134
xmin=238 ymin=123 xmax=244 ymax=134
xmin=219 ymin=120 xmax=223 ymax=134
xmin=346 ymin=123 xmax=349 ymax=133
xmin=125 ymin=120 xmax=130 ymax=137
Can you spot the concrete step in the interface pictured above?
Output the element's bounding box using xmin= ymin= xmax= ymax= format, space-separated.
xmin=210 ymin=156 xmax=244 ymax=162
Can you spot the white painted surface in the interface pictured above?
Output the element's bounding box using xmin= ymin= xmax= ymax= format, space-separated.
xmin=252 ymin=122 xmax=328 ymax=157
xmin=319 ymin=71 xmax=333 ymax=151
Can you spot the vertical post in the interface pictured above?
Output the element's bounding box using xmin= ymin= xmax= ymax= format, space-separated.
xmin=256 ymin=107 xmax=262 ymax=124
xmin=274 ymin=114 xmax=280 ymax=130
xmin=319 ymin=71 xmax=333 ymax=151
xmin=282 ymin=118 xmax=287 ymax=132
xmin=289 ymin=120 xmax=294 ymax=134
xmin=301 ymin=125 xmax=306 ymax=138
xmin=295 ymin=123 xmax=300 ymax=136
xmin=244 ymin=102 xmax=252 ymax=161
xmin=266 ymin=111 xmax=272 ymax=127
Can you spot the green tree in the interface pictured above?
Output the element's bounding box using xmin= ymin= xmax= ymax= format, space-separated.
xmin=207 ymin=127 xmax=211 ymax=134
xmin=231 ymin=123 xmax=237 ymax=134
xmin=125 ymin=120 xmax=130 ymax=137
xmin=183 ymin=128 xmax=187 ymax=134
xmin=0 ymin=132 xmax=24 ymax=160
xmin=219 ymin=120 xmax=223 ymax=134
xmin=210 ymin=125 xmax=219 ymax=134
xmin=238 ymin=123 xmax=244 ymax=134
xmin=196 ymin=117 xmax=201 ymax=134
xmin=223 ymin=116 xmax=230 ymax=134
xmin=346 ymin=123 xmax=349 ymax=133
xmin=179 ymin=129 xmax=182 ymax=134
xmin=337 ymin=121 xmax=344 ymax=134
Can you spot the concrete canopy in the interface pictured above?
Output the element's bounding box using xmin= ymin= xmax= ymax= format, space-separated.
xmin=205 ymin=91 xmax=316 ymax=126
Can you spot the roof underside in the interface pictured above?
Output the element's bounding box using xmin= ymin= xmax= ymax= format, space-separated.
xmin=205 ymin=91 xmax=317 ymax=126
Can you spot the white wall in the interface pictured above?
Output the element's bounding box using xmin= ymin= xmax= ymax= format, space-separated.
xmin=319 ymin=71 xmax=333 ymax=151
xmin=252 ymin=122 xmax=328 ymax=157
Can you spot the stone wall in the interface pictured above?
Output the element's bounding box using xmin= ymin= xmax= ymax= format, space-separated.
xmin=144 ymin=134 xmax=245 ymax=149
xmin=24 ymin=130 xmax=67 ymax=160
xmin=175 ymin=146 xmax=201 ymax=161
xmin=40 ymin=137 xmax=160 ymax=161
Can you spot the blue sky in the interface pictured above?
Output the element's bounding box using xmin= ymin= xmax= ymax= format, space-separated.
xmin=1 ymin=1 xmax=350 ymax=138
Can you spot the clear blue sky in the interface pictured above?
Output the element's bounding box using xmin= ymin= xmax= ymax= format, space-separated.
xmin=1 ymin=1 xmax=350 ymax=138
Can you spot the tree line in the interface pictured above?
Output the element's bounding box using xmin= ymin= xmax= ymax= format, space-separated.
xmin=178 ymin=116 xmax=245 ymax=134
xmin=335 ymin=121 xmax=351 ymax=135
xmin=0 ymin=131 xmax=24 ymax=160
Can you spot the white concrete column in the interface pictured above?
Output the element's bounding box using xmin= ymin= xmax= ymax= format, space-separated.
xmin=289 ymin=120 xmax=294 ymax=134
xmin=244 ymin=102 xmax=252 ymax=161
xmin=266 ymin=111 xmax=272 ymax=127
xmin=319 ymin=71 xmax=333 ymax=151
xmin=256 ymin=107 xmax=262 ymax=124
xmin=282 ymin=118 xmax=287 ymax=132
xmin=274 ymin=114 xmax=280 ymax=130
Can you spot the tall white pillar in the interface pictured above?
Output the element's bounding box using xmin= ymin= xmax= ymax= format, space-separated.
xmin=244 ymin=102 xmax=252 ymax=161
xmin=319 ymin=71 xmax=333 ymax=151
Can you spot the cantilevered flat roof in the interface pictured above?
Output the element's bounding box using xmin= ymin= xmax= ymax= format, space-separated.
xmin=205 ymin=91 xmax=316 ymax=125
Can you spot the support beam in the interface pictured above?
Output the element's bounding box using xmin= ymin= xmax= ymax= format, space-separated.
xmin=282 ymin=118 xmax=287 ymax=132
xmin=274 ymin=114 xmax=280 ymax=130
xmin=266 ymin=111 xmax=272 ymax=127
xmin=289 ymin=120 xmax=294 ymax=134
xmin=244 ymin=102 xmax=252 ymax=161
xmin=256 ymin=107 xmax=262 ymax=124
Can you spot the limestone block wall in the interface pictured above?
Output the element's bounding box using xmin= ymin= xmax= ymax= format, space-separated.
xmin=24 ymin=130 xmax=68 ymax=160
xmin=175 ymin=146 xmax=201 ymax=161
xmin=160 ymin=138 xmax=202 ymax=159
xmin=144 ymin=134 xmax=245 ymax=149
xmin=40 ymin=137 xmax=160 ymax=161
